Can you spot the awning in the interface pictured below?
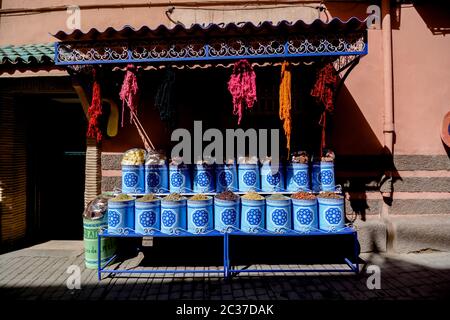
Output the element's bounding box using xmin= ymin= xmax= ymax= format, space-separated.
xmin=0 ymin=43 xmax=55 ymax=73
xmin=54 ymin=18 xmax=368 ymax=66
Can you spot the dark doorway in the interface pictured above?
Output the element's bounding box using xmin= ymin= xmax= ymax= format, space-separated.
xmin=21 ymin=96 xmax=86 ymax=242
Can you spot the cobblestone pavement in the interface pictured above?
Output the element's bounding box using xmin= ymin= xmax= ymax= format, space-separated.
xmin=1 ymin=241 xmax=449 ymax=300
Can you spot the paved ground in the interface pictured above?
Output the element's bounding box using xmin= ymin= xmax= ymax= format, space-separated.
xmin=1 ymin=241 xmax=450 ymax=300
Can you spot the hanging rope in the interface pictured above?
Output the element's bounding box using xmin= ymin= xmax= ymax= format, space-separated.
xmin=155 ymin=68 xmax=176 ymax=129
xmin=227 ymin=59 xmax=257 ymax=125
xmin=310 ymin=62 xmax=338 ymax=156
xmin=87 ymin=68 xmax=103 ymax=142
xmin=279 ymin=61 xmax=292 ymax=158
xmin=119 ymin=64 xmax=139 ymax=128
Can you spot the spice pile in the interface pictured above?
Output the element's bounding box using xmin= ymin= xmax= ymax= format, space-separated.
xmin=241 ymin=191 xmax=265 ymax=200
xmin=122 ymin=148 xmax=145 ymax=165
xmin=321 ymin=149 xmax=335 ymax=162
xmin=318 ymin=192 xmax=343 ymax=199
xmin=266 ymin=194 xmax=288 ymax=200
xmin=237 ymin=156 xmax=258 ymax=164
xmin=163 ymin=193 xmax=185 ymax=201
xmin=291 ymin=192 xmax=316 ymax=200
xmin=136 ymin=194 xmax=158 ymax=202
xmin=216 ymin=190 xmax=239 ymax=201
xmin=291 ymin=151 xmax=309 ymax=164
xmin=110 ymin=194 xmax=133 ymax=202
xmin=145 ymin=150 xmax=166 ymax=165
xmin=190 ymin=194 xmax=209 ymax=201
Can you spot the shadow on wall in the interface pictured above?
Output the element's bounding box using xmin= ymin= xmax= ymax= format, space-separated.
xmin=405 ymin=2 xmax=450 ymax=35
xmin=330 ymin=84 xmax=399 ymax=222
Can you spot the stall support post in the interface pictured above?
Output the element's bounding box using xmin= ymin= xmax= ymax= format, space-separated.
xmin=353 ymin=231 xmax=360 ymax=274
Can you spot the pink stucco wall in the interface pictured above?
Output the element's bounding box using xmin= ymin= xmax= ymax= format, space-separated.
xmin=1 ymin=1 xmax=449 ymax=156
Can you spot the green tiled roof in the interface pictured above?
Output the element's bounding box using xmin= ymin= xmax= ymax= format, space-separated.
xmin=0 ymin=43 xmax=54 ymax=66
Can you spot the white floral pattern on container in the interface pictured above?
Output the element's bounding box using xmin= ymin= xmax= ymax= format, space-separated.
xmin=271 ymin=209 xmax=288 ymax=226
xmin=170 ymin=172 xmax=184 ymax=187
xmin=293 ymin=171 xmax=308 ymax=186
xmin=266 ymin=172 xmax=281 ymax=186
xmin=246 ymin=208 xmax=262 ymax=226
xmin=162 ymin=210 xmax=177 ymax=227
xmin=219 ymin=170 xmax=233 ymax=187
xmin=195 ymin=172 xmax=211 ymax=187
xmin=296 ymin=208 xmax=313 ymax=225
xmin=243 ymin=171 xmax=257 ymax=186
xmin=146 ymin=172 xmax=161 ymax=188
xmin=319 ymin=170 xmax=334 ymax=185
xmin=221 ymin=208 xmax=237 ymax=226
xmin=124 ymin=172 xmax=138 ymax=187
xmin=325 ymin=207 xmax=342 ymax=224
xmin=139 ymin=210 xmax=156 ymax=228
xmin=192 ymin=209 xmax=209 ymax=227
xmin=108 ymin=210 xmax=121 ymax=228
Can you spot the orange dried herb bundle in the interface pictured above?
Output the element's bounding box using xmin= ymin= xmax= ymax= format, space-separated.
xmin=279 ymin=61 xmax=292 ymax=157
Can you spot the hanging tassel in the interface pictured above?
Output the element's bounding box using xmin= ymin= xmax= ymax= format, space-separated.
xmin=279 ymin=61 xmax=292 ymax=158
xmin=119 ymin=64 xmax=139 ymax=127
xmin=87 ymin=68 xmax=103 ymax=142
xmin=155 ymin=68 xmax=176 ymax=128
xmin=227 ymin=59 xmax=257 ymax=125
xmin=311 ymin=62 xmax=338 ymax=155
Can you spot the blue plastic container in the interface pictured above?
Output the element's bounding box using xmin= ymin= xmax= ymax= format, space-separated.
xmin=214 ymin=197 xmax=240 ymax=232
xmin=107 ymin=199 xmax=135 ymax=234
xmin=317 ymin=196 xmax=345 ymax=232
xmin=145 ymin=164 xmax=169 ymax=193
xmin=187 ymin=197 xmax=213 ymax=234
xmin=122 ymin=165 xmax=145 ymax=194
xmin=311 ymin=162 xmax=321 ymax=193
xmin=266 ymin=197 xmax=292 ymax=232
xmin=286 ymin=163 xmax=310 ymax=192
xmin=160 ymin=198 xmax=187 ymax=234
xmin=261 ymin=164 xmax=284 ymax=192
xmin=193 ymin=164 xmax=215 ymax=193
xmin=292 ymin=197 xmax=318 ymax=232
xmin=215 ymin=164 xmax=238 ymax=192
xmin=169 ymin=165 xmax=191 ymax=193
xmin=241 ymin=198 xmax=265 ymax=233
xmin=135 ymin=199 xmax=161 ymax=234
xmin=238 ymin=164 xmax=260 ymax=192
xmin=320 ymin=162 xmax=336 ymax=191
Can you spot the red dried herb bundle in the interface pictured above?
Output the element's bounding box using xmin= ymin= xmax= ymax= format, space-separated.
xmin=87 ymin=68 xmax=102 ymax=142
xmin=227 ymin=59 xmax=257 ymax=125
xmin=119 ymin=64 xmax=139 ymax=127
xmin=310 ymin=62 xmax=338 ymax=154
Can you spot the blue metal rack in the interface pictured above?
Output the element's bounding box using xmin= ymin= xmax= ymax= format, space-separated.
xmin=97 ymin=227 xmax=359 ymax=280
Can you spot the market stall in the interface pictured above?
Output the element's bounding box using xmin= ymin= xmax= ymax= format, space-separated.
xmin=54 ymin=17 xmax=367 ymax=279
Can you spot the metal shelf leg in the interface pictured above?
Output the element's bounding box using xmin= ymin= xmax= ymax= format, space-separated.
xmin=97 ymin=234 xmax=102 ymax=281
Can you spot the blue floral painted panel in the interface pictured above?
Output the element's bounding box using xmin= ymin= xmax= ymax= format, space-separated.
xmin=162 ymin=210 xmax=176 ymax=227
xmin=296 ymin=208 xmax=313 ymax=225
xmin=170 ymin=172 xmax=184 ymax=187
xmin=272 ymin=209 xmax=288 ymax=226
xmin=246 ymin=208 xmax=262 ymax=226
xmin=325 ymin=207 xmax=342 ymax=224
xmin=108 ymin=210 xmax=121 ymax=227
xmin=243 ymin=171 xmax=257 ymax=186
xmin=221 ymin=208 xmax=237 ymax=226
xmin=123 ymin=172 xmax=138 ymax=187
xmin=147 ymin=172 xmax=160 ymax=188
xmin=139 ymin=210 xmax=156 ymax=228
xmin=192 ymin=210 xmax=209 ymax=227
